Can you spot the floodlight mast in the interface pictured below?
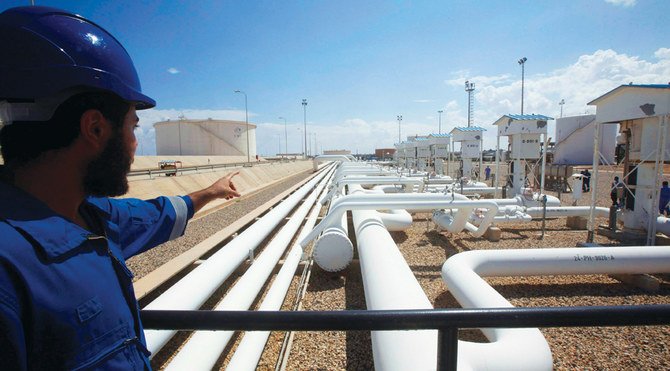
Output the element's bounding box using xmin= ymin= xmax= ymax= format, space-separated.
xmin=465 ymin=80 xmax=475 ymax=127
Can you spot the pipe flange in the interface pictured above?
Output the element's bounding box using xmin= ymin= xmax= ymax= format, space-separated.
xmin=313 ymin=232 xmax=354 ymax=272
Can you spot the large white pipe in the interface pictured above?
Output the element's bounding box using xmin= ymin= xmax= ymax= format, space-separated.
xmin=313 ymin=211 xmax=353 ymax=272
xmin=378 ymin=209 xmax=413 ymax=231
xmin=658 ymin=216 xmax=670 ymax=236
xmin=525 ymin=206 xmax=610 ymax=218
xmin=166 ymin=165 xmax=335 ymax=370
xmin=432 ymin=202 xmax=498 ymax=237
xmin=300 ymin=194 xmax=501 ymax=248
xmin=348 ymin=185 xmax=437 ymax=371
xmin=442 ymin=246 xmax=670 ymax=370
xmin=225 ymin=175 xmax=333 ymax=371
xmin=144 ymin=165 xmax=332 ymax=355
xmin=322 ymin=176 xmax=425 ymax=202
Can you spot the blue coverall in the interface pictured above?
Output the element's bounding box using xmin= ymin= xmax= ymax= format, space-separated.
xmin=0 ymin=180 xmax=193 ymax=370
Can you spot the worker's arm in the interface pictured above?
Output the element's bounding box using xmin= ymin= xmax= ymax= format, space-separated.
xmin=188 ymin=171 xmax=241 ymax=214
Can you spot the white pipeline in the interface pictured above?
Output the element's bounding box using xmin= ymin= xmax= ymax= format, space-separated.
xmin=225 ymin=178 xmax=332 ymax=371
xmin=165 ymin=166 xmax=334 ymax=370
xmin=658 ymin=216 xmax=670 ymax=236
xmin=441 ymin=246 xmax=670 ymax=370
xmin=348 ymin=185 xmax=437 ymax=371
xmin=300 ymin=194 xmax=501 ymax=248
xmin=144 ymin=165 xmax=332 ymax=355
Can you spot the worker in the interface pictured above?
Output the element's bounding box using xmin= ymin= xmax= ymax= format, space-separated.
xmin=485 ymin=165 xmax=491 ymax=180
xmin=0 ymin=6 xmax=240 ymax=370
xmin=660 ymin=181 xmax=670 ymax=216
xmin=610 ymin=176 xmax=622 ymax=207
xmin=582 ymin=169 xmax=591 ymax=192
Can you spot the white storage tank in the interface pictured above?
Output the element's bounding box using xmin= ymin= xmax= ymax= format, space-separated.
xmin=553 ymin=114 xmax=617 ymax=165
xmin=154 ymin=119 xmax=257 ymax=157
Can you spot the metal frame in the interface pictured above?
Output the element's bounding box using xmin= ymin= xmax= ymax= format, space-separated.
xmin=142 ymin=304 xmax=670 ymax=371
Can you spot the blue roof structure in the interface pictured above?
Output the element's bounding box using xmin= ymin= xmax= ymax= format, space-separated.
xmin=453 ymin=126 xmax=487 ymax=131
xmin=414 ymin=137 xmax=429 ymax=141
xmin=429 ymin=133 xmax=452 ymax=137
xmin=588 ymin=84 xmax=670 ymax=105
xmin=503 ymin=114 xmax=554 ymax=121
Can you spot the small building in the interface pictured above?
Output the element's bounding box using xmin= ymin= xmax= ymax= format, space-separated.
xmin=588 ymin=84 xmax=670 ymax=238
xmin=450 ymin=126 xmax=486 ymax=179
xmin=492 ymin=114 xmax=553 ymax=195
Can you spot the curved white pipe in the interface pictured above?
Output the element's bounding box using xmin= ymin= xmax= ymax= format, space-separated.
xmin=432 ymin=203 xmax=498 ymax=238
xmin=225 ymin=171 xmax=334 ymax=371
xmin=442 ymin=246 xmax=670 ymax=371
xmin=300 ymin=194 xmax=501 ymax=248
xmin=378 ymin=209 xmax=413 ymax=231
xmin=144 ymin=165 xmax=333 ymax=355
xmin=166 ymin=165 xmax=334 ymax=370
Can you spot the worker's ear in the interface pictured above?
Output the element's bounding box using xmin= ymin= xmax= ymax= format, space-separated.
xmin=79 ymin=109 xmax=110 ymax=150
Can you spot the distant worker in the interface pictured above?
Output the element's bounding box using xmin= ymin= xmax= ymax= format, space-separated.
xmin=660 ymin=181 xmax=670 ymax=216
xmin=610 ymin=176 xmax=622 ymax=207
xmin=0 ymin=6 xmax=241 ymax=370
xmin=485 ymin=165 xmax=491 ymax=180
xmin=582 ymin=169 xmax=591 ymax=192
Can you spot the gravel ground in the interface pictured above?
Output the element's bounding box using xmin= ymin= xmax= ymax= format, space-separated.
xmin=127 ymin=169 xmax=313 ymax=280
xmin=136 ymin=164 xmax=670 ymax=370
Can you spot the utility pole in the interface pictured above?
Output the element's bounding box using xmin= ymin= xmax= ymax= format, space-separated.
xmin=437 ymin=110 xmax=443 ymax=134
xmin=302 ymin=99 xmax=308 ymax=158
xmin=518 ymin=57 xmax=527 ymax=115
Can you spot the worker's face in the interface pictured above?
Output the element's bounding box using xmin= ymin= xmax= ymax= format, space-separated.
xmin=82 ymin=106 xmax=137 ymax=197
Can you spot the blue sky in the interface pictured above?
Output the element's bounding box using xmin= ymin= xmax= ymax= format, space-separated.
xmin=3 ymin=0 xmax=669 ymax=155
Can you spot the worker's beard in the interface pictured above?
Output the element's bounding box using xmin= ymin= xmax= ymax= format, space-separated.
xmin=83 ymin=131 xmax=132 ymax=197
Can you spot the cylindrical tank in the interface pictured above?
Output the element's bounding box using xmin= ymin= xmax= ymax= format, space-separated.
xmin=153 ymin=119 xmax=257 ymax=156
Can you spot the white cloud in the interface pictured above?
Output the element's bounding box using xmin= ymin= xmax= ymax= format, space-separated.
xmin=468 ymin=48 xmax=670 ymax=149
xmin=167 ymin=67 xmax=180 ymax=74
xmin=604 ymin=0 xmax=637 ymax=7
xmin=413 ymin=99 xmax=435 ymax=103
xmin=655 ymin=48 xmax=670 ymax=60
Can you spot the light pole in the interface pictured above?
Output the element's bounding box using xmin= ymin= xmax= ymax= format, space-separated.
xmin=559 ymin=99 xmax=565 ymax=118
xmin=437 ymin=110 xmax=443 ymax=134
xmin=278 ymin=116 xmax=287 ymax=155
xmin=234 ymin=90 xmax=250 ymax=163
xmin=518 ymin=57 xmax=527 ymax=115
xmin=465 ymin=80 xmax=475 ymax=127
xmin=397 ymin=115 xmax=403 ymax=143
xmin=302 ymin=99 xmax=308 ymax=158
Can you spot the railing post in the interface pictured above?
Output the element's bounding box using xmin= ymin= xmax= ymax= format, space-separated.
xmin=436 ymin=327 xmax=458 ymax=371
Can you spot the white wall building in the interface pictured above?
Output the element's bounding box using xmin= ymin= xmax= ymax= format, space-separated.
xmin=553 ymin=114 xmax=617 ymax=165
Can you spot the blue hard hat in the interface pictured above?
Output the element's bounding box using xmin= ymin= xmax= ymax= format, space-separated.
xmin=0 ymin=6 xmax=155 ymax=113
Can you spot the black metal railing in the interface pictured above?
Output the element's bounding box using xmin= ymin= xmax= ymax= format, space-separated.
xmin=141 ymin=304 xmax=670 ymax=371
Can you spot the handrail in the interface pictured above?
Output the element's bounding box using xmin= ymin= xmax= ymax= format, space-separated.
xmin=127 ymin=159 xmax=291 ymax=178
xmin=141 ymin=304 xmax=670 ymax=371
